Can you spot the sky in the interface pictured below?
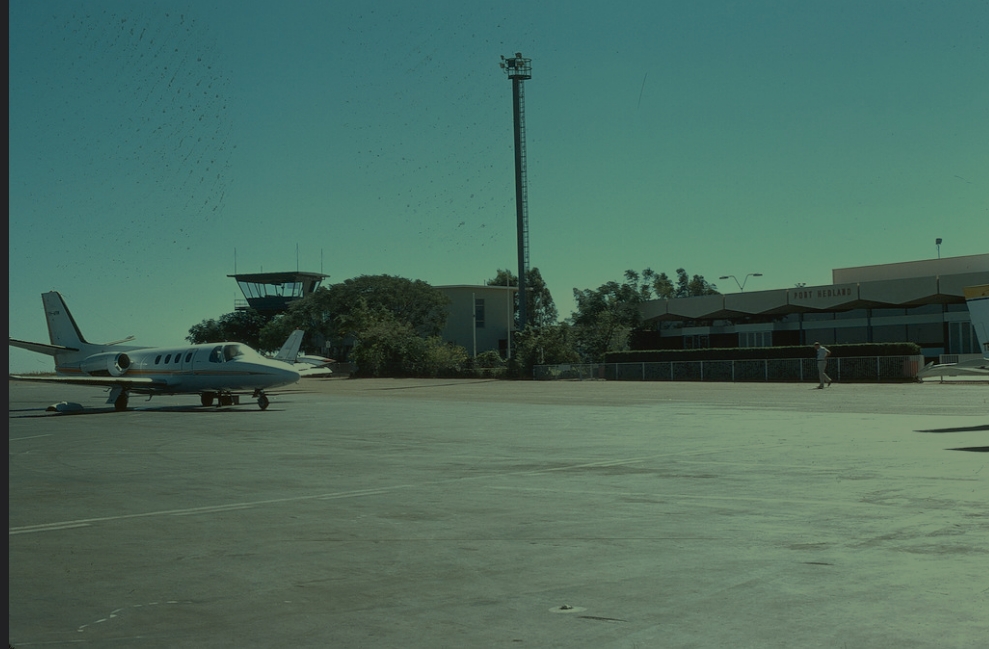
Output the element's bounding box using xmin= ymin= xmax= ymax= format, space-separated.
xmin=9 ymin=0 xmax=989 ymax=372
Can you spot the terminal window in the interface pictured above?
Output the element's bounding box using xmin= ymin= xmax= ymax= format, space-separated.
xmin=475 ymin=298 xmax=485 ymax=328
xmin=740 ymin=331 xmax=772 ymax=348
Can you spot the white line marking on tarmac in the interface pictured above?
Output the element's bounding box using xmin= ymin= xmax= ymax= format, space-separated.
xmin=9 ymin=486 xmax=414 ymax=535
xmin=78 ymin=600 xmax=194 ymax=632
xmin=8 ymin=445 xmax=785 ymax=535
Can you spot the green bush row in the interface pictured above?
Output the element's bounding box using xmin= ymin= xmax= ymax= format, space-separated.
xmin=605 ymin=342 xmax=922 ymax=364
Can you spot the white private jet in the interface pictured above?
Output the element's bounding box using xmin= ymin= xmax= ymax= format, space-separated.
xmin=270 ymin=328 xmax=335 ymax=378
xmin=918 ymin=284 xmax=989 ymax=380
xmin=9 ymin=291 xmax=300 ymax=411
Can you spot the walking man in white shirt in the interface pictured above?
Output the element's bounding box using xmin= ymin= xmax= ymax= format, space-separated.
xmin=814 ymin=342 xmax=832 ymax=389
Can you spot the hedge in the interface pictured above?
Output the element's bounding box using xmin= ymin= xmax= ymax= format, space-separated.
xmin=605 ymin=342 xmax=922 ymax=364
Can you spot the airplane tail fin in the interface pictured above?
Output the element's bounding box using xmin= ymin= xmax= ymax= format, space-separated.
xmin=8 ymin=291 xmax=98 ymax=365
xmin=964 ymin=284 xmax=989 ymax=357
xmin=274 ymin=329 xmax=305 ymax=362
xmin=42 ymin=291 xmax=92 ymax=350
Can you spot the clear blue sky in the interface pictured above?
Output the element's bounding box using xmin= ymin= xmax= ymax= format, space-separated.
xmin=9 ymin=0 xmax=989 ymax=372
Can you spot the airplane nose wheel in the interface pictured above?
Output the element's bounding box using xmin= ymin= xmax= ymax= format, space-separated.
xmin=257 ymin=393 xmax=270 ymax=410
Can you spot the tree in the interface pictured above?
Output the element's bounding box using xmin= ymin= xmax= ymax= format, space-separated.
xmin=253 ymin=274 xmax=452 ymax=371
xmin=186 ymin=309 xmax=271 ymax=350
xmin=278 ymin=286 xmax=335 ymax=335
xmin=569 ymin=267 xmax=718 ymax=362
xmin=571 ymin=270 xmax=652 ymax=362
xmin=347 ymin=301 xmax=468 ymax=378
xmin=687 ymin=273 xmax=719 ymax=296
xmin=672 ymin=268 xmax=719 ymax=298
xmin=507 ymin=322 xmax=580 ymax=377
xmin=485 ymin=267 xmax=558 ymax=328
xmin=347 ymin=307 xmax=420 ymax=377
xmin=624 ymin=268 xmax=659 ymax=301
xmin=329 ymin=274 xmax=450 ymax=337
xmin=653 ymin=272 xmax=676 ymax=300
xmin=259 ymin=274 xmax=451 ymax=357
xmin=257 ymin=314 xmax=301 ymax=356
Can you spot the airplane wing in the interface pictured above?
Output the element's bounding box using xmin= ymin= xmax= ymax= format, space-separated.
xmin=298 ymin=365 xmax=334 ymax=377
xmin=918 ymin=357 xmax=989 ymax=379
xmin=298 ymin=354 xmax=336 ymax=367
xmin=9 ymin=374 xmax=163 ymax=389
xmin=102 ymin=335 xmax=136 ymax=346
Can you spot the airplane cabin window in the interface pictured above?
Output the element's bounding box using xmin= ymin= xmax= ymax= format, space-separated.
xmin=185 ymin=352 xmax=193 ymax=362
xmin=164 ymin=354 xmax=172 ymax=363
xmin=155 ymin=355 xmax=162 ymax=364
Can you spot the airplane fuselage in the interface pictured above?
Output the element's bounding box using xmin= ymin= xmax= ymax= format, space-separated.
xmin=55 ymin=342 xmax=300 ymax=394
xmin=10 ymin=291 xmax=301 ymax=411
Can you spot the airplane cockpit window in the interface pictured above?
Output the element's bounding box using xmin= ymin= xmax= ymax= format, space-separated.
xmin=207 ymin=344 xmax=254 ymax=363
xmin=223 ymin=344 xmax=245 ymax=361
xmin=185 ymin=352 xmax=193 ymax=362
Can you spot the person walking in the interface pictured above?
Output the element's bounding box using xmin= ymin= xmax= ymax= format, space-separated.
xmin=814 ymin=342 xmax=832 ymax=389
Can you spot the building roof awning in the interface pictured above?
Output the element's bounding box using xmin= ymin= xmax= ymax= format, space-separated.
xmin=640 ymin=299 xmax=669 ymax=321
xmin=858 ymin=277 xmax=939 ymax=306
xmin=725 ymin=289 xmax=790 ymax=315
xmin=786 ymin=283 xmax=859 ymax=310
xmin=666 ymin=294 xmax=729 ymax=320
xmin=639 ymin=270 xmax=988 ymax=323
xmin=939 ymin=272 xmax=989 ymax=299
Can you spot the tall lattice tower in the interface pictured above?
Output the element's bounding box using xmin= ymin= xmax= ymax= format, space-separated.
xmin=500 ymin=53 xmax=532 ymax=331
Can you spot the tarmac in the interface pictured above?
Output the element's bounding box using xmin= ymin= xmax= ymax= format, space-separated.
xmin=8 ymin=377 xmax=989 ymax=648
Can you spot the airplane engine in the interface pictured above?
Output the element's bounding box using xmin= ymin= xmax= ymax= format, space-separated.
xmin=80 ymin=352 xmax=131 ymax=377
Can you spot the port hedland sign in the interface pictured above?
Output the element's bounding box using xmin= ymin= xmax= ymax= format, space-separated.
xmin=789 ymin=284 xmax=858 ymax=309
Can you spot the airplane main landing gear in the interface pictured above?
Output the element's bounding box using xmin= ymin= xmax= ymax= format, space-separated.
xmin=201 ymin=391 xmax=269 ymax=409
xmin=114 ymin=391 xmax=129 ymax=412
xmin=202 ymin=392 xmax=243 ymax=408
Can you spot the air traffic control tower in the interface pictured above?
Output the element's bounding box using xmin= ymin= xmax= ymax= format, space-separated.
xmin=228 ymin=271 xmax=328 ymax=315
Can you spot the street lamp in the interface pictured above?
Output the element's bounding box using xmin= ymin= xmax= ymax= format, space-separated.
xmin=719 ymin=273 xmax=763 ymax=291
xmin=936 ymin=238 xmax=942 ymax=260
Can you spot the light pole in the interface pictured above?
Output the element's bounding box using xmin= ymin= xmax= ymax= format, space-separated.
xmin=936 ymin=238 xmax=942 ymax=260
xmin=719 ymin=273 xmax=763 ymax=291
xmin=499 ymin=52 xmax=532 ymax=332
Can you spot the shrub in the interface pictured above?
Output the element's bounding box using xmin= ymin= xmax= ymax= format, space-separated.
xmin=605 ymin=342 xmax=922 ymax=364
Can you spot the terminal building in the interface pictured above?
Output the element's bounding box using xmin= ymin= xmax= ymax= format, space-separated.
xmin=637 ymin=254 xmax=989 ymax=361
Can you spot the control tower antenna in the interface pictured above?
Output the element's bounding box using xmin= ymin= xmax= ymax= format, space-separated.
xmin=500 ymin=52 xmax=532 ymax=332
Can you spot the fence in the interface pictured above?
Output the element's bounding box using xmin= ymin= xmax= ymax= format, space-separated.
xmin=533 ymin=356 xmax=924 ymax=383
